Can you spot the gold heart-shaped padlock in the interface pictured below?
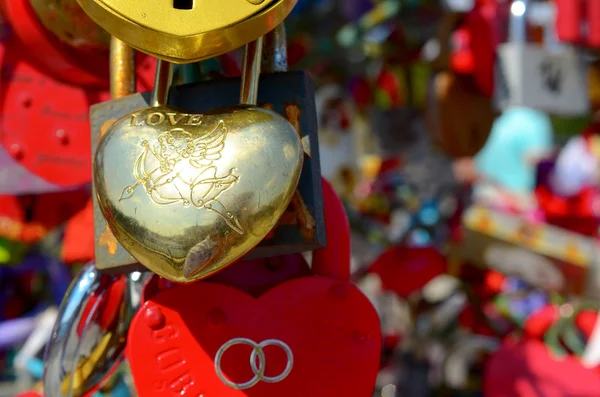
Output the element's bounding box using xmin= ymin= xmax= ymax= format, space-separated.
xmin=94 ymin=38 xmax=304 ymax=283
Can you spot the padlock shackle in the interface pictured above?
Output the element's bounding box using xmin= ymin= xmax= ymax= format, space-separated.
xmin=240 ymin=37 xmax=264 ymax=105
xmin=312 ymin=178 xmax=351 ymax=281
xmin=263 ymin=24 xmax=288 ymax=73
xmin=150 ymin=59 xmax=174 ymax=107
xmin=509 ymin=0 xmax=528 ymax=44
xmin=110 ymin=37 xmax=136 ymax=99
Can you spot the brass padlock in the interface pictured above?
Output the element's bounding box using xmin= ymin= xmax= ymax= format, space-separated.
xmin=75 ymin=0 xmax=297 ymax=63
xmin=91 ymin=27 xmax=325 ymax=276
xmin=94 ymin=37 xmax=304 ymax=283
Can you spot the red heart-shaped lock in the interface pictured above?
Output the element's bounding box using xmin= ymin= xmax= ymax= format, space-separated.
xmin=128 ymin=277 xmax=381 ymax=397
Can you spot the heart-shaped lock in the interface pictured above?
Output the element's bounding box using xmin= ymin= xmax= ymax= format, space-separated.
xmin=127 ymin=179 xmax=381 ymax=396
xmin=94 ymin=39 xmax=304 ymax=283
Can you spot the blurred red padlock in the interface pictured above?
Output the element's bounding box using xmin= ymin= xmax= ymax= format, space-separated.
xmin=588 ymin=0 xmax=600 ymax=47
xmin=0 ymin=0 xmax=108 ymax=87
xmin=450 ymin=27 xmax=475 ymax=75
xmin=61 ymin=198 xmax=95 ymax=264
xmin=556 ymin=0 xmax=583 ymax=44
xmin=485 ymin=339 xmax=600 ymax=397
xmin=0 ymin=0 xmax=156 ymax=89
xmin=0 ymin=190 xmax=89 ymax=244
xmin=369 ymin=246 xmax=447 ymax=299
xmin=463 ymin=0 xmax=510 ymax=97
xmin=556 ymin=0 xmax=600 ymax=48
xmin=0 ymin=34 xmax=107 ymax=189
xmin=127 ymin=179 xmax=381 ymax=397
xmin=523 ymin=304 xmax=559 ymax=340
xmin=575 ymin=309 xmax=599 ymax=339
xmin=0 ymin=33 xmax=156 ymax=192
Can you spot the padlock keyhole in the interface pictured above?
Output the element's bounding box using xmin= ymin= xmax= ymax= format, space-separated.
xmin=173 ymin=0 xmax=194 ymax=9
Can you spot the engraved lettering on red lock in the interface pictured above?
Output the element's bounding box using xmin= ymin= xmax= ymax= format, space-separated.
xmin=154 ymin=380 xmax=165 ymax=392
xmin=41 ymin=105 xmax=88 ymax=120
xmin=156 ymin=348 xmax=186 ymax=373
xmin=36 ymin=154 xmax=87 ymax=166
xmin=153 ymin=324 xmax=180 ymax=343
xmin=170 ymin=372 xmax=195 ymax=394
xmin=214 ymin=338 xmax=294 ymax=390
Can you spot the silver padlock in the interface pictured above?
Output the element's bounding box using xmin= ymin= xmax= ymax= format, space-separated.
xmin=494 ymin=0 xmax=589 ymax=116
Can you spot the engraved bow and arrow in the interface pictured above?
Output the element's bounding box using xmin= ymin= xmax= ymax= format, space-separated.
xmin=119 ymin=121 xmax=244 ymax=234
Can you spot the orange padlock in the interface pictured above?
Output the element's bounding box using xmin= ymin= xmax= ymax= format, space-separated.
xmin=127 ymin=178 xmax=381 ymax=397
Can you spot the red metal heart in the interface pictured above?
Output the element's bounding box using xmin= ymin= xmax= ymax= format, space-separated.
xmin=0 ymin=30 xmax=155 ymax=191
xmin=0 ymin=36 xmax=109 ymax=188
xmin=128 ymin=277 xmax=381 ymax=397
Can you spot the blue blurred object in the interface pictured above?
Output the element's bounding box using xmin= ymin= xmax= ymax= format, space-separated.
xmin=475 ymin=107 xmax=553 ymax=193
xmin=419 ymin=202 xmax=439 ymax=226
xmin=408 ymin=228 xmax=431 ymax=247
xmin=26 ymin=357 xmax=44 ymax=380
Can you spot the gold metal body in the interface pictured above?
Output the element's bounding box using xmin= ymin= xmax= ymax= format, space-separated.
xmin=94 ymin=105 xmax=303 ymax=282
xmin=29 ymin=0 xmax=110 ymax=48
xmin=75 ymin=0 xmax=297 ymax=63
xmin=94 ymin=46 xmax=303 ymax=282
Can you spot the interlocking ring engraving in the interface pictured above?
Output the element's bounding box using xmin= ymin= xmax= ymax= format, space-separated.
xmin=214 ymin=338 xmax=294 ymax=390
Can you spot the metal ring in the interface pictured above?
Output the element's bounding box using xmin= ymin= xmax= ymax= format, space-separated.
xmin=252 ymin=339 xmax=294 ymax=384
xmin=214 ymin=337 xmax=294 ymax=390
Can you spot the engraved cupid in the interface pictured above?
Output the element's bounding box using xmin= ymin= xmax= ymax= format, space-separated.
xmin=119 ymin=121 xmax=244 ymax=234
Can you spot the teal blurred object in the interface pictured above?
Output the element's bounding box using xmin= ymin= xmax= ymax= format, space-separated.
xmin=26 ymin=358 xmax=44 ymax=380
xmin=475 ymin=107 xmax=554 ymax=193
